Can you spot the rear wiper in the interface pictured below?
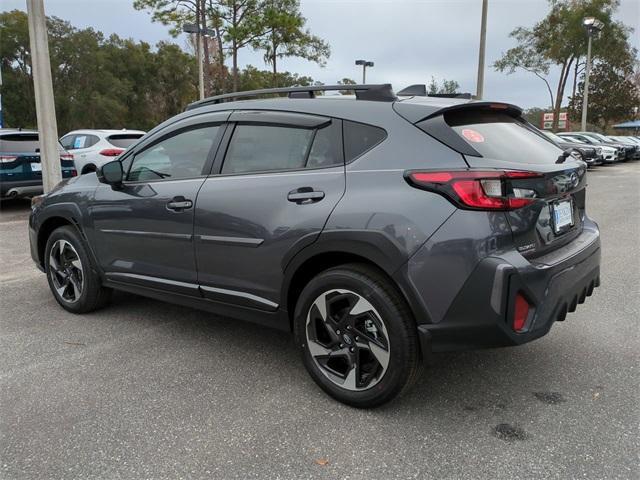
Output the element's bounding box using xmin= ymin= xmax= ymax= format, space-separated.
xmin=556 ymin=148 xmax=573 ymax=164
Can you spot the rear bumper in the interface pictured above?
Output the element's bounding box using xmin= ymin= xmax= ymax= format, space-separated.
xmin=413 ymin=221 xmax=601 ymax=352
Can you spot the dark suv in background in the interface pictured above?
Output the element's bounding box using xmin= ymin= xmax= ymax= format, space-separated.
xmin=29 ymin=84 xmax=601 ymax=407
xmin=1 ymin=129 xmax=76 ymax=199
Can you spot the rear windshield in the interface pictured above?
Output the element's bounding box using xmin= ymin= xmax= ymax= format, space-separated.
xmin=107 ymin=134 xmax=143 ymax=149
xmin=0 ymin=134 xmax=40 ymax=153
xmin=0 ymin=133 xmax=66 ymax=153
xmin=445 ymin=111 xmax=562 ymax=164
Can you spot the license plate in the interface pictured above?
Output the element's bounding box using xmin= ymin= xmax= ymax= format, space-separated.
xmin=553 ymin=200 xmax=573 ymax=233
xmin=30 ymin=162 xmax=42 ymax=172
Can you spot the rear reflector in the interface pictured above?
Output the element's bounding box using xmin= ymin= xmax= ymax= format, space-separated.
xmin=405 ymin=169 xmax=542 ymax=211
xmin=99 ymin=148 xmax=124 ymax=157
xmin=513 ymin=293 xmax=530 ymax=332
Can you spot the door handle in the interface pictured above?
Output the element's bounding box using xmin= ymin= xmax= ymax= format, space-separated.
xmin=167 ymin=196 xmax=193 ymax=211
xmin=287 ymin=187 xmax=325 ymax=204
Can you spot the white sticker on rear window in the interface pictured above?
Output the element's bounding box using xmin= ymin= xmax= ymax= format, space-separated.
xmin=73 ymin=136 xmax=87 ymax=149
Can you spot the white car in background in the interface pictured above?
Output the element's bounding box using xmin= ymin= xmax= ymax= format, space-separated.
xmin=60 ymin=129 xmax=145 ymax=174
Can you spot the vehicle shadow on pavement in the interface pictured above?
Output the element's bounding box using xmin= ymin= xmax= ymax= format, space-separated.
xmin=105 ymin=289 xmax=567 ymax=422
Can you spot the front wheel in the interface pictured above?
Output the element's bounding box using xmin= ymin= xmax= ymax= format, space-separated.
xmin=45 ymin=226 xmax=111 ymax=313
xmin=294 ymin=263 xmax=421 ymax=408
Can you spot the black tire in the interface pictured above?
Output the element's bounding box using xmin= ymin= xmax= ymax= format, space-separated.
xmin=44 ymin=225 xmax=111 ymax=313
xmin=293 ymin=263 xmax=422 ymax=408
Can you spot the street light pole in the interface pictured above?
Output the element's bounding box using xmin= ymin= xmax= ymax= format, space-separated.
xmin=197 ymin=33 xmax=205 ymax=100
xmin=26 ymin=0 xmax=62 ymax=192
xmin=581 ymin=17 xmax=604 ymax=131
xmin=476 ymin=0 xmax=488 ymax=100
xmin=355 ymin=60 xmax=374 ymax=84
xmin=580 ymin=34 xmax=593 ymax=131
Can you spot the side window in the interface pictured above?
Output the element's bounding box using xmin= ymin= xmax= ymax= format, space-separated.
xmin=60 ymin=135 xmax=75 ymax=150
xmin=62 ymin=134 xmax=99 ymax=150
xmin=127 ymin=125 xmax=220 ymax=182
xmin=222 ymin=125 xmax=314 ymax=174
xmin=343 ymin=121 xmax=386 ymax=162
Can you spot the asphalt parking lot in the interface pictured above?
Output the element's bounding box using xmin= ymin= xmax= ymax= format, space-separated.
xmin=1 ymin=163 xmax=638 ymax=480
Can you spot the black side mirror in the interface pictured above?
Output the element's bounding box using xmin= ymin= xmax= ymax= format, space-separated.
xmin=97 ymin=160 xmax=123 ymax=187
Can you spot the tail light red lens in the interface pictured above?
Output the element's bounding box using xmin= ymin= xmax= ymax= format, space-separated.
xmin=406 ymin=170 xmax=542 ymax=211
xmin=60 ymin=153 xmax=74 ymax=161
xmin=513 ymin=293 xmax=530 ymax=333
xmin=99 ymin=148 xmax=124 ymax=157
xmin=71 ymin=169 xmax=78 ymax=177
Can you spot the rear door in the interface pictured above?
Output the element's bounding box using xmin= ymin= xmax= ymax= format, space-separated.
xmin=440 ymin=108 xmax=588 ymax=257
xmin=194 ymin=111 xmax=345 ymax=310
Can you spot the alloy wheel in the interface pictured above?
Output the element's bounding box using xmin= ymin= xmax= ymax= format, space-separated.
xmin=49 ymin=239 xmax=84 ymax=303
xmin=305 ymin=289 xmax=390 ymax=391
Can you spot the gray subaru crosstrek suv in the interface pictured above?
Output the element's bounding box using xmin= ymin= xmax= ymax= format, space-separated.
xmin=29 ymin=84 xmax=601 ymax=407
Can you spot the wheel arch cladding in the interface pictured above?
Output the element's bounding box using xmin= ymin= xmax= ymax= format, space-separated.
xmin=36 ymin=204 xmax=85 ymax=267
xmin=282 ymin=233 xmax=421 ymax=331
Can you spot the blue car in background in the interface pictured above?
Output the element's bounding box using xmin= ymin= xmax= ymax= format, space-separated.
xmin=0 ymin=129 xmax=77 ymax=199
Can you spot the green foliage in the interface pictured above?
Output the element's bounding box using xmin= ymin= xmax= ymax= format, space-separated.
xmin=0 ymin=10 xmax=318 ymax=132
xmin=257 ymin=0 xmax=329 ymax=86
xmin=568 ymin=61 xmax=640 ymax=130
xmin=0 ymin=10 xmax=197 ymax=132
xmin=427 ymin=76 xmax=460 ymax=95
xmin=134 ymin=0 xmax=330 ymax=91
xmin=337 ymin=77 xmax=356 ymax=95
xmin=235 ymin=65 xmax=313 ymax=91
xmin=493 ymin=0 xmax=636 ymax=130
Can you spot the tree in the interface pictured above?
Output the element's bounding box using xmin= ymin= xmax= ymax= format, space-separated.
xmin=568 ymin=60 xmax=640 ymax=131
xmin=133 ymin=0 xmax=216 ymax=95
xmin=235 ymin=64 xmax=313 ymax=91
xmin=337 ymin=77 xmax=356 ymax=95
xmin=494 ymin=0 xmax=635 ymax=131
xmin=427 ymin=76 xmax=460 ymax=94
xmin=0 ymin=10 xmax=197 ymax=132
xmin=256 ymin=0 xmax=329 ymax=87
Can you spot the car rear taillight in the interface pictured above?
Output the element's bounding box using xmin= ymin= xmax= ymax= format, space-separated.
xmin=60 ymin=153 xmax=74 ymax=161
xmin=405 ymin=170 xmax=542 ymax=211
xmin=99 ymin=148 xmax=124 ymax=157
xmin=0 ymin=155 xmax=18 ymax=163
xmin=513 ymin=293 xmax=530 ymax=333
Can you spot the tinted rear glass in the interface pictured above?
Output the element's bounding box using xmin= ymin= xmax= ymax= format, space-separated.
xmin=0 ymin=134 xmax=40 ymax=153
xmin=0 ymin=133 xmax=66 ymax=153
xmin=108 ymin=134 xmax=144 ymax=148
xmin=445 ymin=111 xmax=562 ymax=164
xmin=343 ymin=121 xmax=386 ymax=162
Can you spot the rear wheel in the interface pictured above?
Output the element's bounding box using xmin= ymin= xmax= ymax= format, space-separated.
xmin=294 ymin=263 xmax=421 ymax=408
xmin=45 ymin=226 xmax=111 ymax=313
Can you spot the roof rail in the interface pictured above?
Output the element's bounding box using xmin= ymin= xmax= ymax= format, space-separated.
xmin=185 ymin=84 xmax=397 ymax=111
xmin=397 ymin=84 xmax=474 ymax=100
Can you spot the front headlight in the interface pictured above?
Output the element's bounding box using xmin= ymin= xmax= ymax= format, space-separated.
xmin=596 ymin=147 xmax=602 ymax=154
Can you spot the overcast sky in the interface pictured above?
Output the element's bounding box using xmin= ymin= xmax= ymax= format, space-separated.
xmin=3 ymin=0 xmax=639 ymax=108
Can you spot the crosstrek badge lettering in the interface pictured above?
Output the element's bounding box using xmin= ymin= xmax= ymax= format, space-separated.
xmin=461 ymin=128 xmax=485 ymax=143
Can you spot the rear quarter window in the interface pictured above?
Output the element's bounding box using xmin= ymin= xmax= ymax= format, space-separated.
xmin=343 ymin=121 xmax=386 ymax=162
xmin=445 ymin=110 xmax=562 ymax=164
